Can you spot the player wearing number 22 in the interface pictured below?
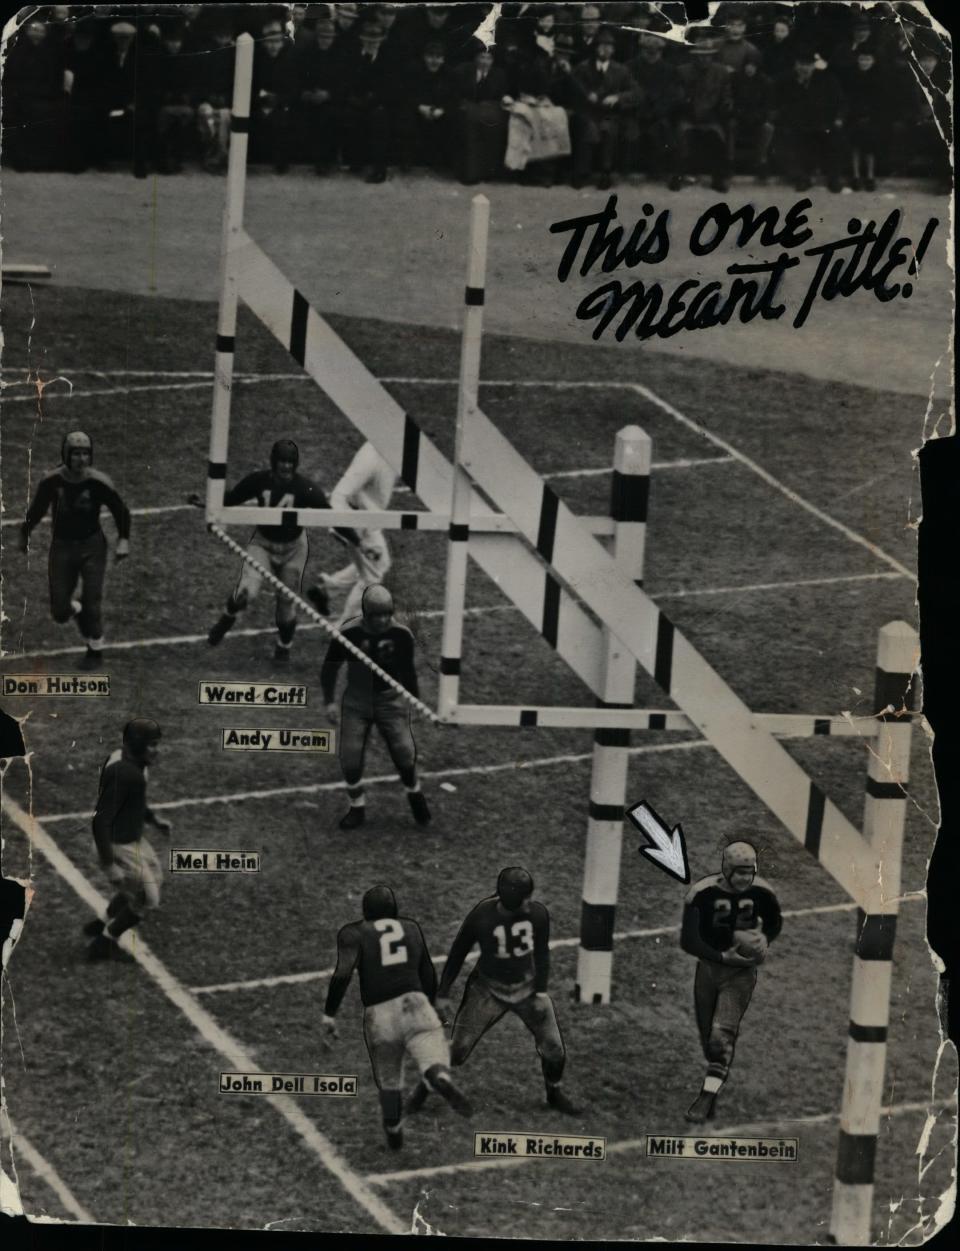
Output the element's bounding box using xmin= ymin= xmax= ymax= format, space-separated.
xmin=321 ymin=886 xmax=472 ymax=1149
xmin=204 ymin=439 xmax=360 ymax=662
xmin=681 ymin=841 xmax=783 ymax=1123
xmin=408 ymin=867 xmax=580 ymax=1117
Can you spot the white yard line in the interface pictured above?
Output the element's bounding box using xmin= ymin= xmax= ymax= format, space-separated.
xmin=31 ymin=740 xmax=710 ymax=826
xmin=188 ymin=899 xmax=874 ymax=997
xmin=0 ymin=374 xmax=299 ymax=404
xmin=544 ymin=456 xmax=734 ymax=479
xmin=2 ymin=1109 xmax=96 ymax=1223
xmin=2 ymin=503 xmax=193 ymax=529
xmin=366 ymin=1096 xmax=955 ymax=1186
xmin=657 ymin=571 xmax=909 ymax=599
xmin=0 ymin=795 xmax=406 ymax=1236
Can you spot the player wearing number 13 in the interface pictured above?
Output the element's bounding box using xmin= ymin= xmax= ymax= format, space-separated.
xmin=321 ymin=886 xmax=471 ymax=1149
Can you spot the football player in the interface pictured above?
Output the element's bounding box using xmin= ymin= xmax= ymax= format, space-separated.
xmin=321 ymin=885 xmax=472 ymax=1149
xmin=306 ymin=441 xmax=398 ymax=627
xmin=18 ymin=431 xmax=131 ymax=668
xmin=408 ymin=867 xmax=579 ymax=1116
xmin=199 ymin=439 xmax=360 ymax=662
xmin=680 ymin=840 xmax=783 ymax=1123
xmin=84 ymin=718 xmax=172 ymax=961
xmin=321 ymin=585 xmax=430 ymax=829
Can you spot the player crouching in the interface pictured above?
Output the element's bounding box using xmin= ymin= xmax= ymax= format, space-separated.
xmin=680 ymin=841 xmax=782 ymax=1123
xmin=84 ymin=718 xmax=172 ymax=961
xmin=321 ymin=886 xmax=472 ymax=1149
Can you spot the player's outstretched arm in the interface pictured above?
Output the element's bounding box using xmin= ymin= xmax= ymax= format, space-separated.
xmin=533 ymin=903 xmax=551 ymax=993
xmin=19 ymin=477 xmax=55 ymax=551
xmin=416 ymin=924 xmax=439 ymax=1002
xmin=323 ymin=925 xmax=361 ymax=1022
xmin=437 ymin=914 xmax=476 ymax=1000
xmin=144 ymin=806 xmax=172 ymax=836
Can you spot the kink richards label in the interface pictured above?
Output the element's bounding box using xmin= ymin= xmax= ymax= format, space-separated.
xmin=644 ymin=1135 xmax=799 ymax=1162
xmin=220 ymin=728 xmax=333 ymax=752
xmin=2 ymin=674 xmax=110 ymax=696
xmin=170 ymin=850 xmax=261 ymax=872
xmin=199 ymin=682 xmax=307 ymax=706
xmin=474 ymin=1133 xmax=605 ymax=1160
xmin=219 ymin=1072 xmax=357 ymax=1095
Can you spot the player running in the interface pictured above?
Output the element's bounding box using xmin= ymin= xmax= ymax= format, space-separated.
xmin=321 ymin=885 xmax=472 ymax=1149
xmin=306 ymin=441 xmax=398 ymax=627
xmin=18 ymin=431 xmax=131 ymax=668
xmin=321 ymin=585 xmax=430 ymax=830
xmin=408 ymin=867 xmax=579 ymax=1116
xmin=84 ymin=718 xmax=172 ymax=961
xmin=198 ymin=439 xmax=361 ymax=662
xmin=680 ymin=840 xmax=783 ymax=1123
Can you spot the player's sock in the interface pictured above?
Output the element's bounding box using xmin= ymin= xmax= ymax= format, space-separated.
xmin=106 ymin=892 xmax=128 ymax=918
xmin=380 ymin=1090 xmax=404 ymax=1147
xmin=404 ymin=1080 xmax=430 ymax=1116
xmin=86 ymin=636 xmax=104 ymax=652
xmin=107 ymin=905 xmax=141 ymax=940
xmin=340 ymin=788 xmax=366 ymax=830
xmin=399 ymin=766 xmax=419 ymax=791
xmin=277 ymin=621 xmax=296 ymax=648
xmin=541 ymin=1056 xmax=565 ymax=1088
xmin=346 ymin=786 xmax=365 ymax=807
xmin=424 ymin=1064 xmax=472 ymax=1117
xmin=701 ymin=1075 xmax=724 ymax=1095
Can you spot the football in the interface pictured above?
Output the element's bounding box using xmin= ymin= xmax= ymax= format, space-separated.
xmin=733 ymin=930 xmax=768 ymax=962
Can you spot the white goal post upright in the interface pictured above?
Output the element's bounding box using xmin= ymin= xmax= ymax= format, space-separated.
xmin=576 ymin=426 xmax=651 ymax=1004
xmin=439 ymin=194 xmax=490 ymax=717
xmin=206 ymin=32 xmax=254 ymax=520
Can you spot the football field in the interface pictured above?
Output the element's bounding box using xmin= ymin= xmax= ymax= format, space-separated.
xmin=0 ymin=177 xmax=954 ymax=1242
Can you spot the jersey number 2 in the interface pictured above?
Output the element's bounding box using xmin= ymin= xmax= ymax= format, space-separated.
xmin=493 ymin=921 xmax=534 ymax=959
xmin=374 ymin=918 xmax=408 ymax=966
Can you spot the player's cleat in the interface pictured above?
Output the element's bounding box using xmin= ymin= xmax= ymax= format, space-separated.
xmin=208 ymin=614 xmax=235 ymax=646
xmin=404 ymin=1081 xmax=430 ymax=1117
xmin=273 ymin=644 xmax=291 ymax=664
xmin=685 ymin=1090 xmax=717 ymax=1124
xmin=81 ymin=647 xmax=103 ymax=670
xmin=306 ymin=583 xmax=331 ymax=617
xmin=83 ymin=918 xmax=105 ymax=938
xmin=384 ymin=1123 xmax=404 ymax=1150
xmin=339 ymin=806 xmax=366 ymax=831
xmin=407 ymin=792 xmax=431 ymax=826
xmin=430 ymin=1071 xmax=473 ymax=1118
xmin=86 ymin=934 xmax=128 ymax=962
xmin=546 ymin=1085 xmax=581 ymax=1116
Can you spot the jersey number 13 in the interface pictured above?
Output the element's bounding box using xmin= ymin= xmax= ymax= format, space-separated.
xmin=492 ymin=920 xmax=534 ymax=959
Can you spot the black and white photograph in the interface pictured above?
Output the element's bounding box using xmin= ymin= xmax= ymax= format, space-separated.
xmin=0 ymin=1 xmax=955 ymax=1243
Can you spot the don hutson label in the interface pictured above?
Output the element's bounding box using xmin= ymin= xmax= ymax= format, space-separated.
xmin=221 ymin=728 xmax=332 ymax=752
xmin=475 ymin=1133 xmax=605 ymax=1160
xmin=2 ymin=674 xmax=110 ymax=696
xmin=219 ymin=1072 xmax=357 ymax=1095
xmin=645 ymin=1135 xmax=799 ymax=1162
xmin=199 ymin=682 xmax=307 ymax=705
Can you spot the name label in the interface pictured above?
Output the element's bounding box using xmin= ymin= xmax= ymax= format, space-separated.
xmin=219 ymin=1071 xmax=357 ymax=1096
xmin=645 ymin=1135 xmax=799 ymax=1162
xmin=221 ymin=728 xmax=333 ymax=752
xmin=474 ymin=1133 xmax=605 ymax=1160
xmin=170 ymin=850 xmax=261 ymax=873
xmin=199 ymin=682 xmax=307 ymax=706
xmin=2 ymin=674 xmax=110 ymax=697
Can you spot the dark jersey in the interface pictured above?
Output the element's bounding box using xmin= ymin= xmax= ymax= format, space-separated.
xmin=23 ymin=467 xmax=131 ymax=544
xmin=438 ymin=897 xmax=550 ymax=996
xmin=324 ymin=916 xmax=435 ymax=1012
xmin=681 ymin=874 xmax=783 ymax=963
xmin=321 ymin=620 xmax=419 ymax=704
xmin=225 ymin=470 xmax=359 ymax=545
xmin=92 ymin=748 xmax=151 ymax=858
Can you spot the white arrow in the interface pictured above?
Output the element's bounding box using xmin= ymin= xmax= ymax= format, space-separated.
xmin=627 ymin=800 xmax=690 ymax=884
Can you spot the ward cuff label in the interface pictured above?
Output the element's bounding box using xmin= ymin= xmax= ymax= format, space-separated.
xmin=221 ymin=728 xmax=333 ymax=752
xmin=474 ymin=1133 xmax=605 ymax=1160
xmin=199 ymin=682 xmax=307 ymax=706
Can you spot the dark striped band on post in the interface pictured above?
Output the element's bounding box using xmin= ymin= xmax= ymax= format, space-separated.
xmin=595 ymin=727 xmax=630 ymax=748
xmin=580 ymin=901 xmax=616 ymax=951
xmin=814 ymin=718 xmax=831 ymax=735
xmin=804 ymin=783 xmax=825 ymax=857
xmin=519 ymin=709 xmax=538 ymax=727
xmin=649 ymin=713 xmax=666 ymax=730
xmin=542 ymin=573 xmax=560 ymax=648
xmin=230 ymin=116 xmax=250 ymax=133
xmin=848 ymin=1022 xmax=888 ymax=1043
xmin=573 ymin=984 xmax=606 ymax=1006
xmin=855 ymin=910 xmax=897 ymax=960
xmin=439 ymin=657 xmax=461 ymax=676
xmin=401 ymin=416 xmax=420 ymax=491
xmin=536 ymin=486 xmax=559 ymax=563
xmin=865 ymin=776 xmax=907 ymax=800
xmin=464 ymin=286 xmax=485 ymax=306
xmin=281 ymin=511 xmax=298 ymax=529
xmin=835 ymin=1131 xmax=878 ymax=1186
xmin=289 ymin=289 xmax=309 ymax=366
xmin=215 ymin=334 xmax=235 ymax=354
xmin=874 ymin=667 xmax=915 ymax=714
xmin=589 ymin=800 xmax=624 ymax=822
xmin=654 ymin=615 xmax=674 ymax=694
xmin=609 ymin=470 xmax=650 ymax=523
xmin=401 ymin=514 xmax=419 ymax=530
xmin=208 ymin=462 xmax=227 ymax=479
xmin=449 ymin=523 xmax=470 ymax=541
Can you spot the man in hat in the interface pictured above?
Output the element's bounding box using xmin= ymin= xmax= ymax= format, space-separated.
xmin=396 ymin=40 xmax=456 ymax=170
xmin=771 ymin=45 xmax=845 ymax=192
xmin=19 ymin=431 xmax=131 ymax=668
xmin=252 ymin=17 xmax=297 ymax=173
xmin=570 ymin=25 xmax=638 ymax=189
xmin=671 ymin=26 xmax=734 ymax=193
xmin=628 ymin=32 xmax=683 ymax=182
xmin=294 ymin=13 xmax=343 ymax=173
xmin=338 ymin=15 xmax=397 ymax=182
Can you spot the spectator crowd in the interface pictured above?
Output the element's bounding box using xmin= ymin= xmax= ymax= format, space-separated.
xmin=3 ymin=3 xmax=950 ymax=193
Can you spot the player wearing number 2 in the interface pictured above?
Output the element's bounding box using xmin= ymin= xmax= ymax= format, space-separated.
xmin=321 ymin=885 xmax=472 ymax=1149
xmin=408 ymin=867 xmax=579 ymax=1116
xmin=681 ymin=841 xmax=783 ymax=1123
xmin=201 ymin=439 xmax=360 ymax=662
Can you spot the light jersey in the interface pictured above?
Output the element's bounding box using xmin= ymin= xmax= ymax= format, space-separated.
xmin=684 ymin=874 xmax=782 ymax=953
xmin=330 ymin=917 xmax=433 ymax=1008
xmin=23 ymin=467 xmax=131 ymax=543
xmin=440 ymin=897 xmax=551 ymax=1001
xmin=330 ymin=443 xmax=398 ymax=544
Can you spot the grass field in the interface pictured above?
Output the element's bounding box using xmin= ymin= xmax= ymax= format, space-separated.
xmin=0 ymin=270 xmax=952 ymax=1243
